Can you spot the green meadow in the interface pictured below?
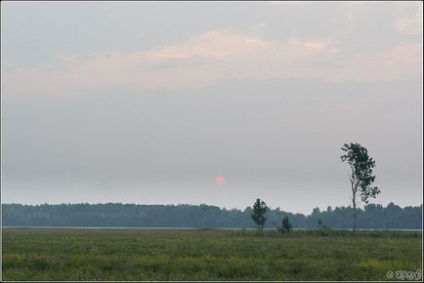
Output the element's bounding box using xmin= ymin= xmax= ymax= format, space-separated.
xmin=2 ymin=228 xmax=422 ymax=281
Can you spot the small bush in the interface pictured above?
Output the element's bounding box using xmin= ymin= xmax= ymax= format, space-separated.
xmin=277 ymin=216 xmax=293 ymax=233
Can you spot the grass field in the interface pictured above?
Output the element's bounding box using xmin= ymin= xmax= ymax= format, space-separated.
xmin=2 ymin=228 xmax=422 ymax=281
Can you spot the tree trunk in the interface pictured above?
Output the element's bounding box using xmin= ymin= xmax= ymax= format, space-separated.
xmin=353 ymin=201 xmax=357 ymax=231
xmin=350 ymin=172 xmax=357 ymax=231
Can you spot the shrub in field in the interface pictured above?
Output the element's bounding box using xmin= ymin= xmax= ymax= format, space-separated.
xmin=278 ymin=216 xmax=293 ymax=233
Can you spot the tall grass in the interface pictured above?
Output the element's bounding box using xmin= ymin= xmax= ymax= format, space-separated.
xmin=2 ymin=228 xmax=422 ymax=281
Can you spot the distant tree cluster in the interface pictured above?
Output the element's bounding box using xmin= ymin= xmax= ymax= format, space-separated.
xmin=2 ymin=202 xmax=421 ymax=229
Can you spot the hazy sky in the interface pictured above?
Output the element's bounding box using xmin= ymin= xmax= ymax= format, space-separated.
xmin=1 ymin=1 xmax=422 ymax=215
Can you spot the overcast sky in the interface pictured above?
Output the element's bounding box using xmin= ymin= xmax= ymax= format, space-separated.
xmin=1 ymin=1 xmax=422 ymax=215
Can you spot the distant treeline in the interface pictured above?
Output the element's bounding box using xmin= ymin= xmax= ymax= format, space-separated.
xmin=2 ymin=202 xmax=422 ymax=229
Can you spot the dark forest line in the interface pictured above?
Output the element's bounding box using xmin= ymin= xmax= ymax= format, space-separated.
xmin=1 ymin=202 xmax=422 ymax=229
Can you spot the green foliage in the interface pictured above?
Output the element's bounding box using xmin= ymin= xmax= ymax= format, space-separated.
xmin=341 ymin=143 xmax=380 ymax=204
xmin=251 ymin=198 xmax=268 ymax=230
xmin=341 ymin=143 xmax=381 ymax=230
xmin=2 ymin=229 xmax=422 ymax=281
xmin=278 ymin=216 xmax=293 ymax=233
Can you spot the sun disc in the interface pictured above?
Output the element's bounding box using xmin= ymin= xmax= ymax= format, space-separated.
xmin=215 ymin=176 xmax=226 ymax=186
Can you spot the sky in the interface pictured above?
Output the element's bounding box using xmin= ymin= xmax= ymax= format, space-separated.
xmin=1 ymin=1 xmax=422 ymax=215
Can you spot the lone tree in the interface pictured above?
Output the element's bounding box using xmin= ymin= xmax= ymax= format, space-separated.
xmin=341 ymin=142 xmax=380 ymax=231
xmin=251 ymin=198 xmax=268 ymax=230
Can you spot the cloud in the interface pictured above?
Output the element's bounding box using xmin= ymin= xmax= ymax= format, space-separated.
xmin=327 ymin=43 xmax=423 ymax=83
xmin=394 ymin=4 xmax=423 ymax=35
xmin=144 ymin=31 xmax=236 ymax=61
xmin=2 ymin=30 xmax=334 ymax=96
xmin=3 ymin=29 xmax=422 ymax=98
